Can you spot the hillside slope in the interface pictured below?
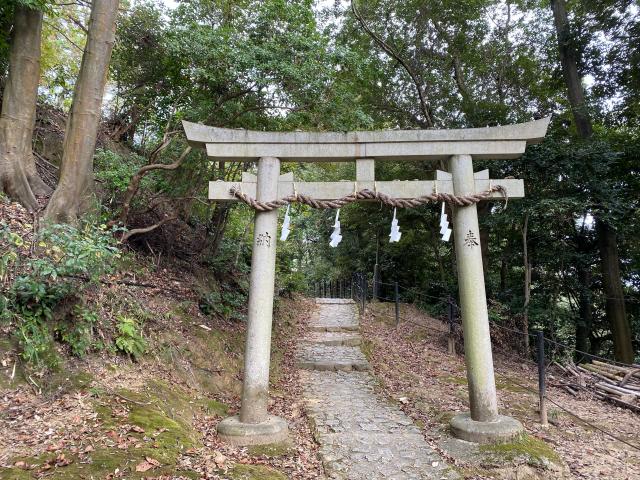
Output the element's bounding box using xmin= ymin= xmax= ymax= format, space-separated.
xmin=0 ymin=199 xmax=322 ymax=479
xmin=363 ymin=303 xmax=640 ymax=480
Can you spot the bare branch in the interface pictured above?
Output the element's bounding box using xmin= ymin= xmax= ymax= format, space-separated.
xmin=44 ymin=19 xmax=83 ymax=52
xmin=120 ymin=215 xmax=178 ymax=242
xmin=116 ymin=145 xmax=192 ymax=225
xmin=66 ymin=14 xmax=88 ymax=34
xmin=351 ymin=1 xmax=434 ymax=127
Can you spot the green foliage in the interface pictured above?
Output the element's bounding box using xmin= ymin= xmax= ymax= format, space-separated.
xmin=56 ymin=305 xmax=99 ymax=357
xmin=114 ymin=315 xmax=147 ymax=359
xmin=0 ymin=222 xmax=120 ymax=365
xmin=94 ymin=149 xmax=147 ymax=208
xmin=15 ymin=313 xmax=57 ymax=366
xmin=198 ymin=286 xmax=247 ymax=322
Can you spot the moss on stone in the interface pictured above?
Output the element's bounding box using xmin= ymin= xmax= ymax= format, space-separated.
xmin=495 ymin=377 xmax=531 ymax=394
xmin=247 ymin=441 xmax=292 ymax=458
xmin=479 ymin=433 xmax=561 ymax=466
xmin=91 ymin=381 xmax=201 ymax=473
xmin=224 ymin=464 xmax=288 ymax=480
xmin=0 ymin=466 xmax=32 ymax=479
xmin=42 ymin=370 xmax=94 ymax=396
xmin=440 ymin=375 xmax=467 ymax=385
xmin=198 ymin=397 xmax=229 ymax=416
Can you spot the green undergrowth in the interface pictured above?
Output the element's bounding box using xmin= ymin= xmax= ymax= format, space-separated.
xmin=360 ymin=338 xmax=375 ymax=361
xmin=247 ymin=441 xmax=293 ymax=458
xmin=479 ymin=433 xmax=562 ymax=467
xmin=0 ymin=288 xmax=301 ymax=479
xmin=223 ymin=464 xmax=288 ymax=480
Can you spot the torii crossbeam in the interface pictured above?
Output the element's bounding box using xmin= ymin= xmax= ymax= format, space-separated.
xmin=183 ymin=117 xmax=550 ymax=446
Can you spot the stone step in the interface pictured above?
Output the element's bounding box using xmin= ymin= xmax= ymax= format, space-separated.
xmin=306 ymin=331 xmax=362 ymax=346
xmin=296 ymin=344 xmax=370 ymax=372
xmin=315 ymin=298 xmax=356 ymax=304
xmin=308 ymin=303 xmax=360 ymax=332
xmin=308 ymin=324 xmax=359 ymax=333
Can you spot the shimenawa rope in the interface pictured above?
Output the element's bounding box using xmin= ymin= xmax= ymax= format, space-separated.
xmin=230 ymin=185 xmax=508 ymax=211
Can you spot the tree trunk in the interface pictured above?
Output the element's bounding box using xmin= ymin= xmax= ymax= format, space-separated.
xmin=500 ymin=251 xmax=509 ymax=294
xmin=575 ymin=265 xmax=593 ymax=356
xmin=596 ymin=219 xmax=634 ymax=363
xmin=550 ymin=0 xmax=593 ymax=138
xmin=478 ymin=201 xmax=491 ymax=295
xmin=0 ymin=6 xmax=49 ymax=212
xmin=209 ymin=203 xmax=230 ymax=257
xmin=45 ymin=0 xmax=119 ymax=223
xmin=521 ymin=213 xmax=531 ymax=353
xmin=551 ymin=0 xmax=633 ymax=362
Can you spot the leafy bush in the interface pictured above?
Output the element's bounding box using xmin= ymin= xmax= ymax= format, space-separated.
xmin=198 ymin=286 xmax=247 ymax=322
xmin=1 ymin=222 xmax=121 ymax=365
xmin=94 ymin=149 xmax=147 ymax=207
xmin=56 ymin=305 xmax=99 ymax=357
xmin=115 ymin=315 xmax=146 ymax=359
xmin=16 ymin=313 xmax=57 ymax=366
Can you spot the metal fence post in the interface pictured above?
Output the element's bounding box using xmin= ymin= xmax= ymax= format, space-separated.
xmin=447 ymin=296 xmax=456 ymax=355
xmin=394 ymin=281 xmax=400 ymax=326
xmin=361 ymin=275 xmax=366 ymax=312
xmin=537 ymin=330 xmax=548 ymax=426
xmin=373 ymin=264 xmax=379 ymax=301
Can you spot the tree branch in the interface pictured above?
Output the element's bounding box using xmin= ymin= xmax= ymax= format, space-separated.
xmin=120 ymin=215 xmax=178 ymax=242
xmin=116 ymin=144 xmax=192 ymax=225
xmin=351 ymin=1 xmax=434 ymax=127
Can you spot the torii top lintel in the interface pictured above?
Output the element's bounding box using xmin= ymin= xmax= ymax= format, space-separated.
xmin=182 ymin=117 xmax=550 ymax=162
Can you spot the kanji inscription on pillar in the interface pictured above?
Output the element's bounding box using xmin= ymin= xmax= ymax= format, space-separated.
xmin=464 ymin=230 xmax=479 ymax=248
xmin=256 ymin=232 xmax=272 ymax=247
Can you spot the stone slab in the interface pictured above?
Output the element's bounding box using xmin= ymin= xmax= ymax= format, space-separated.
xmin=315 ymin=298 xmax=356 ymax=304
xmin=205 ymin=140 xmax=528 ymax=161
xmin=184 ymin=117 xmax=550 ymax=150
xmin=296 ymin=344 xmax=370 ymax=372
xmin=209 ymin=178 xmax=523 ymax=202
xmin=217 ymin=415 xmax=288 ymax=446
xmin=308 ymin=303 xmax=360 ymax=332
xmin=300 ymin=370 xmax=457 ymax=479
xmin=306 ymin=331 xmax=362 ymax=346
xmin=450 ymin=413 xmax=523 ymax=444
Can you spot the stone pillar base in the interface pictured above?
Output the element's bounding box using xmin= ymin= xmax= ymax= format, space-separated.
xmin=217 ymin=415 xmax=288 ymax=446
xmin=450 ymin=413 xmax=523 ymax=444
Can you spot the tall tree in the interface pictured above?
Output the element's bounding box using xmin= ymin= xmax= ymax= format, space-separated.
xmin=0 ymin=5 xmax=50 ymax=212
xmin=45 ymin=0 xmax=119 ymax=222
xmin=550 ymin=0 xmax=634 ymax=362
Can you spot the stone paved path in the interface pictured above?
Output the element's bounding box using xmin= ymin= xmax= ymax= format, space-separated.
xmin=297 ymin=298 xmax=458 ymax=480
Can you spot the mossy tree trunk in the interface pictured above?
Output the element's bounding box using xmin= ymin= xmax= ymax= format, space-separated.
xmin=45 ymin=0 xmax=119 ymax=223
xmin=596 ymin=220 xmax=634 ymax=363
xmin=551 ymin=0 xmax=634 ymax=363
xmin=0 ymin=6 xmax=50 ymax=212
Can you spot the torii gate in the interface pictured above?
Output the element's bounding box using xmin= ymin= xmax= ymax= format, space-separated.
xmin=183 ymin=117 xmax=550 ymax=445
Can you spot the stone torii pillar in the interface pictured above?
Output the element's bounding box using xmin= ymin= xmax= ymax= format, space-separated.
xmin=183 ymin=117 xmax=550 ymax=445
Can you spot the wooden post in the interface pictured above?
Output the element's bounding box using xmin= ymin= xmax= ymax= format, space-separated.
xmin=537 ymin=331 xmax=548 ymax=426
